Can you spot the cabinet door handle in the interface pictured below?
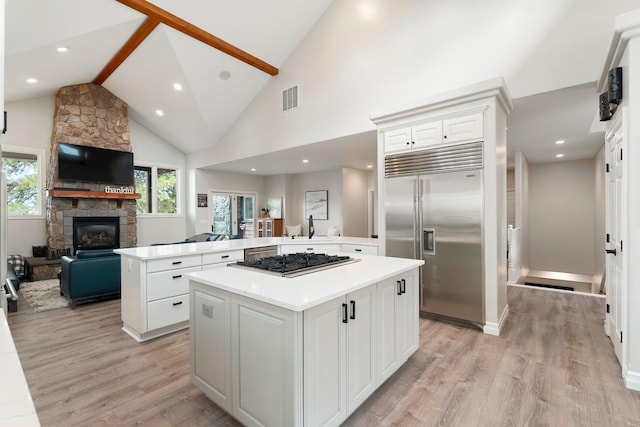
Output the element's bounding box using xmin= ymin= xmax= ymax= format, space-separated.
xmin=221 ymin=255 xmax=230 ymax=259
xmin=342 ymin=303 xmax=348 ymax=324
xmin=605 ymin=249 xmax=617 ymax=256
xmin=172 ymin=274 xmax=182 ymax=279
xmin=443 ymin=135 xmax=448 ymax=139
xmin=355 ymin=248 xmax=362 ymax=252
xmin=172 ymin=261 xmax=182 ymax=265
xmin=397 ymin=280 xmax=402 ymax=296
xmin=307 ymin=248 xmax=314 ymax=251
xmin=401 ymin=278 xmax=406 ymax=294
xmin=350 ymin=300 xmax=356 ymax=320
xmin=173 ymin=301 xmax=183 ymax=306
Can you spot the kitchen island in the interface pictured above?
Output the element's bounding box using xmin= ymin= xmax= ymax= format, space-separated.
xmin=116 ymin=236 xmax=378 ymax=342
xmin=187 ymin=253 xmax=423 ymax=427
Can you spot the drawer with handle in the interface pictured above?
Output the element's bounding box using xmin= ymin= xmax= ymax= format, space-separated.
xmin=202 ymin=250 xmax=244 ymax=266
xmin=147 ymin=266 xmax=201 ymax=301
xmin=147 ymin=294 xmax=189 ymax=331
xmin=341 ymin=244 xmax=378 ymax=255
xmin=147 ymin=254 xmax=201 ymax=273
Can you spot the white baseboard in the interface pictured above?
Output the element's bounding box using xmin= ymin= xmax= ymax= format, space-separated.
xmin=625 ymin=369 xmax=640 ymax=391
xmin=483 ymin=304 xmax=509 ymax=336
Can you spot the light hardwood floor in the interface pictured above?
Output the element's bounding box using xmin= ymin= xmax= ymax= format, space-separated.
xmin=8 ymin=286 xmax=640 ymax=426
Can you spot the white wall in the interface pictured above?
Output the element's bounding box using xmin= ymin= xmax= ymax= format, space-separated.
xmin=193 ymin=169 xmax=265 ymax=235
xmin=287 ymin=168 xmax=343 ymax=236
xmin=129 ymin=120 xmax=187 ymax=246
xmin=187 ymin=0 xmax=638 ymax=171
xmin=528 ymin=159 xmax=595 ymax=275
xmin=593 ymin=144 xmax=606 ymax=292
xmin=515 ymin=151 xmax=530 ymax=279
xmin=2 ymin=96 xmax=53 ymax=256
xmin=342 ymin=167 xmax=368 ymax=237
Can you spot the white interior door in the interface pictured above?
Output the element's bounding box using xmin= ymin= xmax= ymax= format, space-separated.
xmin=605 ymin=109 xmax=626 ymax=369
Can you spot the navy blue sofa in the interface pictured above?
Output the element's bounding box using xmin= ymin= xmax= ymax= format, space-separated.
xmin=60 ymin=249 xmax=121 ymax=307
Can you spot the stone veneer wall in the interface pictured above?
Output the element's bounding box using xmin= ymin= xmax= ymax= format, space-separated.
xmin=46 ymin=83 xmax=137 ymax=252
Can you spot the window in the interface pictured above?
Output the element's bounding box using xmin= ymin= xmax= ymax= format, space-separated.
xmin=2 ymin=147 xmax=44 ymax=216
xmin=134 ymin=165 xmax=179 ymax=215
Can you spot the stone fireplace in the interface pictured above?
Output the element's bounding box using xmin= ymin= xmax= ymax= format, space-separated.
xmin=46 ymin=83 xmax=137 ymax=254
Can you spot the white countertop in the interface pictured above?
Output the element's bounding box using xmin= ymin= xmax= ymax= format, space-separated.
xmin=187 ymin=253 xmax=423 ymax=311
xmin=115 ymin=236 xmax=379 ymax=260
xmin=0 ymin=312 xmax=40 ymax=426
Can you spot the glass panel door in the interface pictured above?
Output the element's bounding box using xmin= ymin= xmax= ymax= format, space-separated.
xmin=211 ymin=192 xmax=255 ymax=239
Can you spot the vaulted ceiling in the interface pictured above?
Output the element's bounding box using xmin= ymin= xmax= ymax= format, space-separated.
xmin=5 ymin=0 xmax=333 ymax=155
xmin=4 ymin=1 xmax=639 ymax=173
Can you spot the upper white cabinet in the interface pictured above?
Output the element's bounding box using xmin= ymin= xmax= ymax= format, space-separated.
xmin=442 ymin=112 xmax=483 ymax=143
xmin=384 ymin=112 xmax=483 ymax=154
xmin=384 ymin=120 xmax=442 ymax=152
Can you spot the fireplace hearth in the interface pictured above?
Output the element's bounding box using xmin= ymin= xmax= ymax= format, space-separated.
xmin=73 ymin=217 xmax=120 ymax=253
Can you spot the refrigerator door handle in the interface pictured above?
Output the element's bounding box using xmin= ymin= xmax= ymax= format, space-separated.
xmin=423 ymin=228 xmax=435 ymax=255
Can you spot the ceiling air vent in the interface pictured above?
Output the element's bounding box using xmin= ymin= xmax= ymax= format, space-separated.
xmin=282 ymin=85 xmax=299 ymax=112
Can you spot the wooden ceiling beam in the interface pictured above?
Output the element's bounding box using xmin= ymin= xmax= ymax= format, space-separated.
xmin=116 ymin=0 xmax=279 ymax=76
xmin=93 ymin=17 xmax=160 ymax=85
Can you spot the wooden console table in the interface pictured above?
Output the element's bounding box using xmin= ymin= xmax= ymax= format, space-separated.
xmin=46 ymin=190 xmax=140 ymax=208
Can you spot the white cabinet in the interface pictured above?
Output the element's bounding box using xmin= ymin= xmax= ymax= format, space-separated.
xmin=304 ymin=285 xmax=377 ymax=427
xmin=192 ymin=289 xmax=232 ymax=413
xmin=384 ymin=112 xmax=483 ymax=154
xmin=442 ymin=112 xmax=483 ymax=144
xmin=341 ymin=243 xmax=378 ymax=256
xmin=280 ymin=243 xmax=341 ymax=254
xmin=190 ymin=283 xmax=301 ymax=427
xmin=377 ymin=270 xmax=419 ymax=385
xmin=121 ymin=254 xmax=201 ymax=342
xmin=121 ymin=251 xmax=243 ymax=342
xmin=257 ymin=218 xmax=273 ymax=237
xmin=384 ymin=120 xmax=442 ymax=152
xmin=202 ymin=250 xmax=243 ymax=269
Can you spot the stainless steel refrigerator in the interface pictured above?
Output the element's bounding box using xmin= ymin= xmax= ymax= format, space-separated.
xmin=384 ymin=142 xmax=484 ymax=325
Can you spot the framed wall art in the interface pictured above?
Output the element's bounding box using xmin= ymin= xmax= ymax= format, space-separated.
xmin=305 ymin=190 xmax=328 ymax=220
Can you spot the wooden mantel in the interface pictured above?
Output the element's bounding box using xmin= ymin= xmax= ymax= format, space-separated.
xmin=46 ymin=189 xmax=141 ymax=209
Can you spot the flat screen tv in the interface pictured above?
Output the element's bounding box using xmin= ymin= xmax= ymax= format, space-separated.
xmin=57 ymin=142 xmax=134 ymax=185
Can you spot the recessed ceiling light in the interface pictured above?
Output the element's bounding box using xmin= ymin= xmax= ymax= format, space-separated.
xmin=556 ymin=154 xmax=564 ymax=158
xmin=56 ymin=46 xmax=68 ymax=53
xmin=26 ymin=78 xmax=38 ymax=84
xmin=173 ymin=83 xmax=182 ymax=91
xmin=302 ymin=159 xmax=309 ymax=164
xmin=555 ymin=140 xmax=565 ymax=145
xmin=358 ymin=2 xmax=377 ymax=19
xmin=219 ymin=70 xmax=231 ymax=80
xmin=155 ymin=109 xmax=164 ymax=117
xmin=250 ymin=168 xmax=256 ymax=172
xmin=366 ymin=164 xmax=373 ymax=169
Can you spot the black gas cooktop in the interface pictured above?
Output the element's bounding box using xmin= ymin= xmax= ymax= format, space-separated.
xmin=231 ymin=252 xmax=358 ymax=277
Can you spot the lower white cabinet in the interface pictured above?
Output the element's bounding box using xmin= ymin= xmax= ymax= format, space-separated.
xmin=341 ymin=243 xmax=378 ymax=255
xmin=377 ymin=270 xmax=419 ymax=384
xmin=190 ymin=267 xmax=418 ymax=427
xmin=121 ymin=252 xmax=242 ymax=342
xmin=304 ymin=285 xmax=377 ymax=426
xmin=191 ymin=283 xmax=301 ymax=427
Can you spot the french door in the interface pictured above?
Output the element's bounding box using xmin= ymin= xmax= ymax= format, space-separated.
xmin=605 ymin=107 xmax=626 ymax=371
xmin=210 ymin=192 xmax=255 ymax=239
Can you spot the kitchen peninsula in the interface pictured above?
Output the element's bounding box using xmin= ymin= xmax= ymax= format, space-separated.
xmin=187 ymin=252 xmax=423 ymax=427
